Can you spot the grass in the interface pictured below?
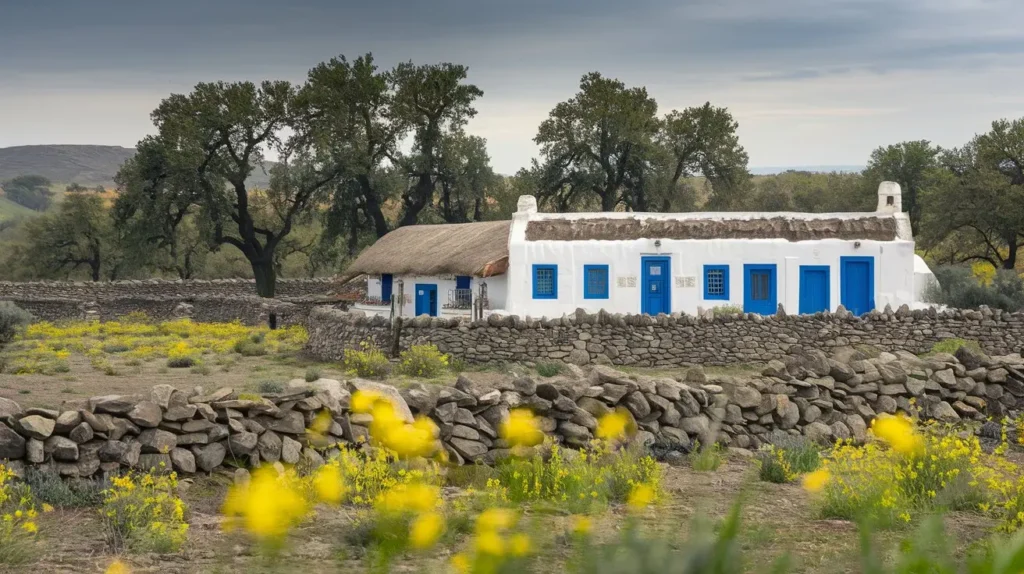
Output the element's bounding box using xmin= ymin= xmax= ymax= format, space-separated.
xmin=927 ymin=338 xmax=983 ymax=356
xmin=689 ymin=441 xmax=725 ymax=472
xmin=536 ymin=361 xmax=564 ymax=377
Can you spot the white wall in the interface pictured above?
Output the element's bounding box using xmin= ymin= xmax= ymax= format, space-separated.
xmin=505 ymin=235 xmax=917 ymax=318
xmin=359 ymin=274 xmax=509 ymax=317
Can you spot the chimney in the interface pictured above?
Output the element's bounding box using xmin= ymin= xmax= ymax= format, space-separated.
xmin=876 ymin=181 xmax=902 ymax=213
xmin=516 ymin=195 xmax=538 ymax=215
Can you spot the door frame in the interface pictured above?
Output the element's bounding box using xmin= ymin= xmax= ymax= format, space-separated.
xmin=640 ymin=255 xmax=672 ymax=316
xmin=840 ymin=256 xmax=875 ymax=315
xmin=414 ymin=283 xmax=438 ymax=317
xmin=743 ymin=263 xmax=778 ymax=315
xmin=798 ymin=265 xmax=830 ymax=314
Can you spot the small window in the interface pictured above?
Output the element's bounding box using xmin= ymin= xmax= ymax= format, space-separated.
xmin=532 ymin=264 xmax=558 ymax=299
xmin=381 ymin=274 xmax=393 ymax=302
xmin=886 ymin=195 xmax=894 ymax=205
xmin=583 ymin=265 xmax=609 ymax=299
xmin=703 ymin=265 xmax=729 ymax=300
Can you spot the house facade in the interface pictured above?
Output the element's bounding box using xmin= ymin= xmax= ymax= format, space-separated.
xmin=343 ymin=182 xmax=934 ymax=319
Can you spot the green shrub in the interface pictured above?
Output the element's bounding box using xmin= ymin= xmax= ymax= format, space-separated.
xmin=165 ymin=356 xmax=195 ymax=369
xmin=757 ymin=434 xmax=821 ymax=484
xmin=304 ymin=367 xmax=322 ymax=382
xmin=928 ymin=338 xmax=982 ymax=356
xmin=24 ymin=468 xmax=107 ymax=508
xmin=397 ymin=344 xmax=449 ymax=378
xmin=925 ymin=265 xmax=1024 ymax=311
xmin=448 ymin=356 xmax=467 ymax=374
xmin=712 ymin=304 xmax=744 ymax=315
xmin=257 ymin=380 xmax=284 ymax=394
xmin=689 ymin=441 xmax=725 ymax=472
xmin=102 ymin=470 xmax=188 ymax=553
xmin=233 ymin=338 xmax=268 ymax=357
xmin=536 ymin=361 xmax=564 ymax=377
xmin=101 ymin=343 xmax=131 ymax=354
xmin=342 ymin=343 xmax=391 ymax=379
xmin=119 ymin=311 xmax=151 ymax=324
xmin=190 ymin=363 xmax=211 ymax=376
xmin=0 ymin=303 xmax=32 ymax=348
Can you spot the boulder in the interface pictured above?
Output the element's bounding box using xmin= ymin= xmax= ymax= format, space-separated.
xmin=281 ymin=437 xmax=302 ymax=465
xmin=195 ymin=442 xmax=227 ymax=472
xmin=136 ymin=454 xmax=172 ymax=472
xmin=348 ymin=379 xmax=414 ymax=422
xmin=69 ymin=422 xmax=94 ymax=444
xmin=557 ymin=421 xmax=592 ymax=444
xmin=128 ymin=401 xmax=162 ymax=428
xmin=448 ymin=437 xmax=487 ymax=461
xmin=804 ymin=422 xmax=833 ymax=444
xmin=138 ymin=428 xmax=177 ymax=454
xmin=955 ymin=346 xmax=987 ymax=370
xmin=622 ymin=392 xmax=651 ymax=419
xmin=0 ymin=398 xmax=22 ymax=420
xmin=163 ymin=405 xmax=198 ymax=422
xmin=26 ymin=438 xmax=44 ymax=463
xmin=264 ymin=411 xmax=305 ymax=435
xmin=257 ymin=431 xmax=283 ymax=463
xmin=81 ymin=410 xmax=114 ymax=433
xmin=310 ymin=379 xmax=350 ymax=411
xmin=170 ymin=448 xmax=196 ymax=473
xmin=98 ymin=440 xmax=130 ymax=463
xmin=54 ymin=410 xmax=82 ymax=434
xmin=678 ymin=415 xmax=711 ymax=437
xmin=44 ymin=435 xmax=79 ymax=462
xmin=91 ymin=395 xmax=137 ymax=415
xmin=0 ymin=425 xmax=26 ymax=459
xmin=930 ymin=401 xmax=961 ymax=423
xmin=401 ymin=384 xmax=437 ymax=414
xmin=828 ymin=359 xmax=856 ymax=383
xmin=729 ymin=386 xmax=762 ymax=409
xmin=844 ymin=414 xmax=868 ymax=441
xmin=576 ymin=397 xmax=611 ymax=418
xmin=16 ymin=415 xmax=55 ymax=439
xmin=932 ymin=369 xmax=958 ymax=388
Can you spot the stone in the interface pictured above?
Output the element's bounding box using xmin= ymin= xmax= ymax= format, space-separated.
xmin=730 ymin=386 xmax=762 ymax=409
xmin=876 ymin=363 xmax=908 ymax=385
xmin=310 ymin=379 xmax=350 ymax=411
xmin=99 ymin=440 xmax=129 ymax=462
xmin=678 ymin=415 xmax=711 ymax=437
xmin=844 ymin=414 xmax=868 ymax=441
xmin=347 ymin=379 xmax=414 ymax=423
xmin=149 ymin=384 xmax=177 ymax=409
xmin=455 ymin=408 xmax=476 ymax=426
xmin=0 ymin=423 xmax=25 ymax=458
xmin=69 ymin=421 xmax=94 ymax=444
xmin=26 ymin=438 xmax=44 ymax=463
xmin=452 ymin=425 xmax=481 ymax=441
xmin=258 ymin=431 xmax=283 ymax=463
xmin=189 ymin=387 xmax=233 ymax=404
xmin=195 ymin=442 xmax=227 ymax=472
xmin=557 ymin=421 xmax=592 ymax=444
xmin=622 ymin=392 xmax=651 ymax=419
xmin=905 ymin=379 xmax=926 ymax=396
xmin=879 ymin=383 xmax=907 ymax=396
xmin=137 ymin=453 xmax=172 ymax=472
xmin=44 ymin=435 xmax=79 ymax=461
xmin=401 ymin=384 xmax=437 ymax=414
xmin=16 ymin=415 xmax=55 ymax=439
xmin=127 ymin=401 xmax=162 ymax=428
xmin=264 ymin=411 xmax=306 ymax=435
xmin=567 ymin=349 xmax=591 ymax=365
xmin=0 ymin=398 xmax=22 ymax=420
xmin=91 ymin=395 xmax=136 ymax=415
xmin=182 ymin=419 xmax=216 ymax=433
xmin=576 ymin=397 xmax=611 ymax=418
xmin=281 ymin=436 xmax=302 ymax=465
xmin=434 ymin=402 xmax=458 ymax=424
xmin=777 ymin=402 xmax=800 ymax=430
xmin=804 ymin=422 xmax=834 ymax=444
xmin=54 ymin=410 xmax=82 ymax=434
xmin=655 ymin=379 xmax=683 ymax=401
xmin=81 ymin=410 xmax=113 ymax=433
xmin=988 ymin=368 xmax=1009 ymax=383
xmin=933 ymin=369 xmax=957 ymax=388
xmin=659 ymin=404 xmax=682 ymax=427
xmin=448 ymin=437 xmax=488 ymax=460
xmin=955 ymin=346 xmax=987 ymax=370
xmin=175 ymin=433 xmax=209 ymax=446
xmin=874 ymin=395 xmax=898 ymax=414
xmin=513 ymin=377 xmax=537 ymax=396
xmin=570 ymin=407 xmax=598 ymax=431
xmin=802 ymin=404 xmax=822 ymax=424
xmin=553 ymin=395 xmax=577 ymax=412
xmin=535 ymin=383 xmax=560 ymax=401
xmin=138 ymin=428 xmax=177 ymax=454
xmin=830 ymin=421 xmax=852 ymax=440
xmin=170 ymin=448 xmax=196 ymax=473
xmin=163 ymin=405 xmax=198 ymax=422
xmin=931 ymin=401 xmax=961 ymax=423
xmin=437 ymin=387 xmax=476 ymax=408
xmin=828 ymin=359 xmax=856 ymax=382
xmin=675 ymin=390 xmax=702 ymax=417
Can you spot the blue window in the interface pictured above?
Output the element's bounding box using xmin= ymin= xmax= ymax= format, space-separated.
xmin=455 ymin=275 xmax=471 ymax=290
xmin=380 ymin=274 xmax=393 ymax=302
xmin=743 ymin=264 xmax=778 ymax=315
xmin=532 ymin=264 xmax=558 ymax=299
xmin=703 ymin=265 xmax=729 ymax=300
xmin=583 ymin=265 xmax=609 ymax=299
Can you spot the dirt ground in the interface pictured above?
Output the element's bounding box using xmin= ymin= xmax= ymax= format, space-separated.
xmin=19 ymin=452 xmax=1008 ymax=574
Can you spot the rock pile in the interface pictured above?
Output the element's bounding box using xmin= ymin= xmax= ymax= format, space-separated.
xmin=0 ymin=345 xmax=1020 ymax=478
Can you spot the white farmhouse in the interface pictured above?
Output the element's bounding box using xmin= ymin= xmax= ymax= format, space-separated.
xmin=344 ymin=182 xmax=935 ymax=319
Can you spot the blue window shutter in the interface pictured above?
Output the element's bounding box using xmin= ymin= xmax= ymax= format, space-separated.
xmin=703 ymin=265 xmax=729 ymax=300
xmin=455 ymin=275 xmax=471 ymax=290
xmin=583 ymin=265 xmax=610 ymax=299
xmin=380 ymin=274 xmax=393 ymax=302
xmin=532 ymin=264 xmax=558 ymax=299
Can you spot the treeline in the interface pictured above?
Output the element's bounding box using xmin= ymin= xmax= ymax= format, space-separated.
xmin=0 ymin=53 xmax=1021 ymax=297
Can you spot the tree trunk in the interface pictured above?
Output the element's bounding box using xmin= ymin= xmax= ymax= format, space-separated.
xmin=358 ymin=176 xmax=390 ymax=239
xmin=399 ymin=174 xmax=433 ymax=227
xmin=1003 ymin=235 xmax=1018 ymax=269
xmin=252 ymin=259 xmax=277 ymax=298
xmin=600 ymin=189 xmax=617 ymax=212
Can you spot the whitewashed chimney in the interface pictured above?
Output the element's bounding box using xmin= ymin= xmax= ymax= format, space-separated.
xmin=876 ymin=181 xmax=903 ymax=213
xmin=516 ymin=195 xmax=538 ymax=215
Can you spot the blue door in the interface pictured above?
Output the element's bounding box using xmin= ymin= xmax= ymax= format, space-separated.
xmin=799 ymin=266 xmax=830 ymax=314
xmin=414 ymin=284 xmax=438 ymax=317
xmin=841 ymin=256 xmax=874 ymax=316
xmin=641 ymin=256 xmax=671 ymax=316
xmin=380 ymin=274 xmax=393 ymax=303
xmin=743 ymin=264 xmax=777 ymax=315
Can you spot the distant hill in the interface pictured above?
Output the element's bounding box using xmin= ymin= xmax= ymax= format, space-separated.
xmin=0 ymin=144 xmax=274 ymax=189
xmin=0 ymin=195 xmax=36 ymax=222
xmin=750 ymin=165 xmax=864 ymax=175
xmin=0 ymin=145 xmax=135 ymax=187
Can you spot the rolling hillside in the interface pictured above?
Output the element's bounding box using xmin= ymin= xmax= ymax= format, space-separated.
xmin=0 ymin=144 xmax=274 ymax=189
xmin=0 ymin=195 xmax=36 ymax=222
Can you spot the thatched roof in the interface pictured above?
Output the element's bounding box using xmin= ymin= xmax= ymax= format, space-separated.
xmin=525 ymin=215 xmax=901 ymax=242
xmin=343 ymin=221 xmax=511 ymax=279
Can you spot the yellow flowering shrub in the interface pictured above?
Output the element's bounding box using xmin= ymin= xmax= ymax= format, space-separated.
xmin=812 ymin=415 xmax=1022 ymax=529
xmin=102 ymin=470 xmax=188 ymax=553
xmin=0 ymin=465 xmax=40 ymax=565
xmin=450 ymin=508 xmax=534 ymax=574
xmin=342 ymin=342 xmax=391 ymax=379
xmin=222 ymin=466 xmax=308 ymax=552
xmin=397 ymin=344 xmax=450 ymax=378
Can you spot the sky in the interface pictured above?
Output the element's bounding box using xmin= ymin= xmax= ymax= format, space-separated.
xmin=1 ymin=0 xmax=1023 ymax=174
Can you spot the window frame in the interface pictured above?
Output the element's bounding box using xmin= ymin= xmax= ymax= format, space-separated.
xmin=582 ymin=264 xmax=610 ymax=299
xmin=703 ymin=265 xmax=729 ymax=301
xmin=532 ymin=264 xmax=558 ymax=300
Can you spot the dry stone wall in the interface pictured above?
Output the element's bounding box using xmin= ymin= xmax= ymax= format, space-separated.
xmin=0 ymin=347 xmax=1020 ymax=477
xmin=0 ymin=278 xmax=341 ymax=300
xmin=4 ymin=296 xmax=324 ymax=326
xmin=305 ymin=305 xmax=1024 ymax=367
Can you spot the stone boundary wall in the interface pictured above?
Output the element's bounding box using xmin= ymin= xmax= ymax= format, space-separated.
xmin=0 ymin=278 xmax=342 ymax=300
xmin=0 ymin=348 xmax=1020 ymax=478
xmin=6 ymin=296 xmax=329 ymax=327
xmin=305 ymin=305 xmax=1024 ymax=367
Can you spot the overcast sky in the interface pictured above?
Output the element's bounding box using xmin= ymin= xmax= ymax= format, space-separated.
xmin=2 ymin=0 xmax=1023 ymax=174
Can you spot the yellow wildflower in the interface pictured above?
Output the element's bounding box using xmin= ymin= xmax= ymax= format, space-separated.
xmin=802 ymin=469 xmax=830 ymax=493
xmin=509 ymin=532 xmax=532 ymax=556
xmin=476 ymin=508 xmax=517 ymax=532
xmin=21 ymin=521 xmax=37 ymax=534
xmin=475 ymin=529 xmax=505 ymax=555
xmin=312 ymin=464 xmax=346 ymax=505
xmin=408 ymin=511 xmax=444 ymax=549
xmin=351 ymin=390 xmax=383 ymax=414
xmin=221 ymin=466 xmax=308 ymax=539
xmin=451 ymin=553 xmax=470 ymax=573
xmin=41 ymin=503 xmax=54 ymax=513
xmin=871 ymin=415 xmax=924 ymax=456
xmin=500 ymin=409 xmax=545 ymax=447
xmin=105 ymin=560 xmax=131 ymax=574
xmin=572 ymin=515 xmax=592 ymax=535
xmin=627 ymin=483 xmax=655 ymax=509
xmin=596 ymin=408 xmax=632 ymax=440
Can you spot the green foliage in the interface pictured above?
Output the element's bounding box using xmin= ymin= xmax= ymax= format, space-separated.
xmin=0 ymin=302 xmax=32 ymax=347
xmin=23 ymin=468 xmax=106 ymax=508
xmin=343 ymin=344 xmax=391 ymax=379
xmin=535 ymin=361 xmax=564 ymax=378
xmin=862 ymin=140 xmax=940 ymax=232
xmin=0 ymin=175 xmax=53 ymax=211
xmin=233 ymin=338 xmax=268 ymax=357
xmin=397 ymin=344 xmax=449 ymax=378
xmin=304 ymin=366 xmax=322 ymax=382
xmin=712 ymin=305 xmax=743 ymax=315
xmin=757 ymin=434 xmax=821 ymax=484
xmin=165 ymin=356 xmax=195 ymax=369
xmin=928 ymin=338 xmax=982 ymax=356
xmin=689 ymin=441 xmax=725 ymax=472
xmin=257 ymin=380 xmax=284 ymax=394
xmin=924 ymin=266 xmax=1024 ymax=311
